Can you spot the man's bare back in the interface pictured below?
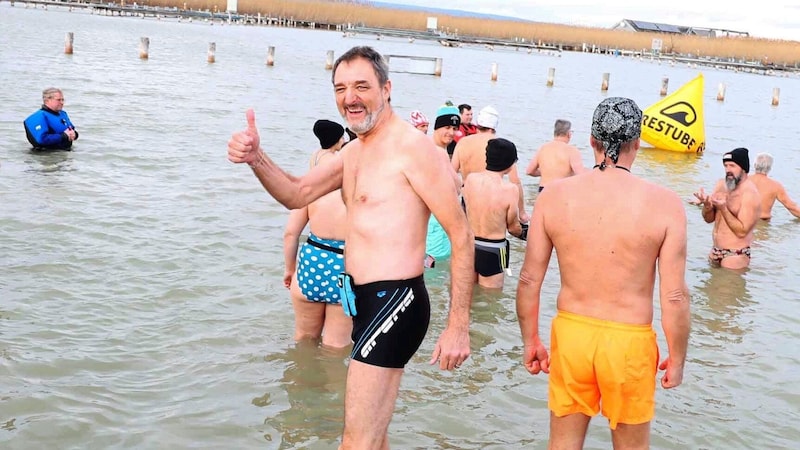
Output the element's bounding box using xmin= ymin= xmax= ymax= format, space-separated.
xmin=538 ymin=171 xmax=684 ymax=323
xmin=526 ymin=140 xmax=584 ymax=187
xmin=452 ymin=131 xmax=493 ymax=181
xmin=526 ymin=120 xmax=584 ymax=189
xmin=750 ymin=173 xmax=800 ymax=219
xmin=451 ymin=125 xmax=528 ymax=222
xmin=463 ymin=171 xmax=520 ymax=240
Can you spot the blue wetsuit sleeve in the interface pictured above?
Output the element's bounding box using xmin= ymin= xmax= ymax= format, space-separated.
xmin=62 ymin=111 xmax=78 ymax=140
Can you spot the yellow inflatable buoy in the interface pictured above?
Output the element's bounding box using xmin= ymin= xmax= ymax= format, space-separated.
xmin=641 ymin=73 xmax=705 ymax=154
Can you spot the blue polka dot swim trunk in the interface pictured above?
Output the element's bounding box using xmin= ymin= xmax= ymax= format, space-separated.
xmin=296 ymin=233 xmax=345 ymax=304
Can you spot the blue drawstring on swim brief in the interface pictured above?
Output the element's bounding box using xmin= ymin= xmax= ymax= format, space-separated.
xmin=337 ymin=273 xmax=357 ymax=317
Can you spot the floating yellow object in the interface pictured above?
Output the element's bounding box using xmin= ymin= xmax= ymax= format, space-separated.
xmin=641 ymin=73 xmax=705 ymax=154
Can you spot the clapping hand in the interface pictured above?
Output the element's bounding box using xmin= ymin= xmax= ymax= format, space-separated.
xmin=691 ymin=187 xmax=711 ymax=206
xmin=710 ymin=192 xmax=727 ymax=208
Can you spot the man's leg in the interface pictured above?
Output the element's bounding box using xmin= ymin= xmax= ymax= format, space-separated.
xmin=340 ymin=360 xmax=403 ymax=450
xmin=720 ymin=254 xmax=750 ymax=270
xmin=610 ymin=422 xmax=650 ymax=450
xmin=477 ymin=273 xmax=504 ymax=289
xmin=548 ymin=412 xmax=591 ymax=450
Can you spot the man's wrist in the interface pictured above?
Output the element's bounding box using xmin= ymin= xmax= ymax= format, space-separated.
xmin=248 ymin=150 xmax=266 ymax=170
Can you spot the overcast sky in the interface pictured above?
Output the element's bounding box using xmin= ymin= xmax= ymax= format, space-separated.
xmin=378 ymin=0 xmax=800 ymax=41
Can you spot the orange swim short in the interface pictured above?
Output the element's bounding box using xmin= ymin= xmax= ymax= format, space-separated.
xmin=548 ymin=310 xmax=659 ymax=429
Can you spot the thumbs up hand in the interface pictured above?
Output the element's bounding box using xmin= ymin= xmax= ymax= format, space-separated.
xmin=228 ymin=109 xmax=262 ymax=166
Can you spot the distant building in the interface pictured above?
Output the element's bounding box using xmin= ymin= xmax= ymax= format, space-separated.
xmin=612 ymin=19 xmax=749 ymax=38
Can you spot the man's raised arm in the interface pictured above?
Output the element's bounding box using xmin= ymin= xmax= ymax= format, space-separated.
xmin=228 ymin=109 xmax=343 ymax=209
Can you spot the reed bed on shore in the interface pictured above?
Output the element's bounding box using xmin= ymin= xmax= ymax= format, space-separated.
xmin=151 ymin=0 xmax=800 ymax=65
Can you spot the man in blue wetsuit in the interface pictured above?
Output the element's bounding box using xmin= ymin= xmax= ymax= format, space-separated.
xmin=23 ymin=88 xmax=79 ymax=150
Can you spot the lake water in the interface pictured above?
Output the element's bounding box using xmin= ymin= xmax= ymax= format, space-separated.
xmin=2 ymin=4 xmax=799 ymax=449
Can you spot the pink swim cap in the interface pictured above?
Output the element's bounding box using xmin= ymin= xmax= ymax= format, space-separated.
xmin=410 ymin=110 xmax=429 ymax=127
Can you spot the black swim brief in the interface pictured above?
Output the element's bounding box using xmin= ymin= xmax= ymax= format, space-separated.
xmin=475 ymin=237 xmax=510 ymax=277
xmin=350 ymin=275 xmax=431 ymax=369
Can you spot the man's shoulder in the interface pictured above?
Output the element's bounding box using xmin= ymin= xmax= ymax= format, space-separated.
xmin=635 ymin=176 xmax=682 ymax=199
xmin=502 ymin=178 xmax=520 ymax=194
xmin=757 ymin=176 xmax=782 ymax=192
xmin=454 ymin=134 xmax=485 ymax=157
xmin=742 ymin=178 xmax=763 ymax=196
xmin=457 ymin=133 xmax=481 ymax=145
xmin=24 ymin=109 xmax=45 ymax=121
xmin=386 ymin=117 xmax=430 ymax=148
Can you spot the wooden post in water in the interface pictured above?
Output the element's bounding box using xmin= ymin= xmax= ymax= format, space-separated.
xmin=601 ymin=72 xmax=610 ymax=91
xmin=546 ymin=67 xmax=555 ymax=87
xmin=139 ymin=37 xmax=149 ymax=60
xmin=771 ymin=87 xmax=780 ymax=106
xmin=660 ymin=77 xmax=669 ymax=96
xmin=434 ymin=58 xmax=443 ymax=77
xmin=64 ymin=32 xmax=74 ymax=54
xmin=325 ymin=50 xmax=334 ymax=70
xmin=490 ymin=62 xmax=498 ymax=81
xmin=207 ymin=42 xmax=216 ymax=63
xmin=716 ymin=83 xmax=726 ymax=101
xmin=266 ymin=46 xmax=275 ymax=66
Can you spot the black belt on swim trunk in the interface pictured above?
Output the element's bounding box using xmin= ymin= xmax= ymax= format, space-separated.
xmin=306 ymin=236 xmax=344 ymax=255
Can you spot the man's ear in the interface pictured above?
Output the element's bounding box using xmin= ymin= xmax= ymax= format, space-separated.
xmin=383 ymin=79 xmax=392 ymax=103
xmin=589 ymin=135 xmax=600 ymax=152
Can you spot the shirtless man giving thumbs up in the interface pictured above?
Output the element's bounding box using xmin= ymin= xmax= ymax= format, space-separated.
xmin=227 ymin=45 xmax=474 ymax=450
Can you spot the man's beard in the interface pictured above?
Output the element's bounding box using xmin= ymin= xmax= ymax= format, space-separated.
xmin=343 ymin=99 xmax=385 ymax=135
xmin=725 ymin=173 xmax=741 ymax=191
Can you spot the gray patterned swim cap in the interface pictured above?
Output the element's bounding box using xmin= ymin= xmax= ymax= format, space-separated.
xmin=591 ymin=97 xmax=642 ymax=165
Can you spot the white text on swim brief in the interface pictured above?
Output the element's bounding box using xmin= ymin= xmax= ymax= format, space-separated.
xmin=360 ymin=290 xmax=415 ymax=359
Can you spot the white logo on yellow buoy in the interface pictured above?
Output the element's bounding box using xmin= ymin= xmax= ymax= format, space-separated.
xmin=641 ymin=74 xmax=705 ymax=154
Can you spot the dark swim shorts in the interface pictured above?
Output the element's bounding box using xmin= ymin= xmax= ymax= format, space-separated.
xmin=350 ymin=275 xmax=431 ymax=368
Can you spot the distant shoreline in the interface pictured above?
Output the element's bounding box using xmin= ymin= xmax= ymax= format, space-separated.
xmin=8 ymin=0 xmax=800 ymax=68
xmin=214 ymin=0 xmax=800 ymax=65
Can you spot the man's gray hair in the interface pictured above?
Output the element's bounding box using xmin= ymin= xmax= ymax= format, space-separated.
xmin=42 ymin=87 xmax=62 ymax=102
xmin=331 ymin=46 xmax=389 ymax=87
xmin=754 ymin=152 xmax=773 ymax=174
xmin=554 ymin=119 xmax=571 ymax=137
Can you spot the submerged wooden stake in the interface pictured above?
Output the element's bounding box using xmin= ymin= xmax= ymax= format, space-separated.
xmin=64 ymin=32 xmax=74 ymax=54
xmin=139 ymin=37 xmax=149 ymax=59
xmin=207 ymin=42 xmax=216 ymax=63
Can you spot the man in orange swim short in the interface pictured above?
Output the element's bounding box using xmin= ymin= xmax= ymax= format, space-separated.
xmin=516 ymin=97 xmax=691 ymax=448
